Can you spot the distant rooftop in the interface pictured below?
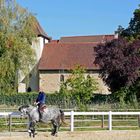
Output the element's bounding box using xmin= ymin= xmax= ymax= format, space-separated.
xmin=39 ymin=34 xmax=116 ymax=70
xmin=60 ymin=34 xmax=115 ymax=43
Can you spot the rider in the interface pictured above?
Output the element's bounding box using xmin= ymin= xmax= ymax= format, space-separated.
xmin=34 ymin=90 xmax=46 ymax=120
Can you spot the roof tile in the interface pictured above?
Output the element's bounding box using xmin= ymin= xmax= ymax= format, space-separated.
xmin=39 ymin=35 xmax=115 ymax=70
xmin=38 ymin=42 xmax=100 ymax=70
xmin=60 ymin=35 xmax=114 ymax=43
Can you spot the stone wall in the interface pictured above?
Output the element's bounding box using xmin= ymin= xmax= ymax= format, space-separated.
xmin=39 ymin=70 xmax=110 ymax=94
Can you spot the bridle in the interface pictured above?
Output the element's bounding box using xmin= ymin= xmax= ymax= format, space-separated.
xmin=19 ymin=106 xmax=29 ymax=116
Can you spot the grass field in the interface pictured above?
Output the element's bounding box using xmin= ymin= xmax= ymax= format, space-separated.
xmin=0 ymin=130 xmax=140 ymax=140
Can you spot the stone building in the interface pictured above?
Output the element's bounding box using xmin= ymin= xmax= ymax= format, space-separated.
xmin=18 ymin=19 xmax=117 ymax=94
xmin=38 ymin=35 xmax=117 ymax=94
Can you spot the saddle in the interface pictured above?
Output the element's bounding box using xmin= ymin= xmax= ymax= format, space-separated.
xmin=39 ymin=104 xmax=47 ymax=112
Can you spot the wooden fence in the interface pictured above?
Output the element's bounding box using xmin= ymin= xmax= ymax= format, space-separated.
xmin=0 ymin=111 xmax=140 ymax=132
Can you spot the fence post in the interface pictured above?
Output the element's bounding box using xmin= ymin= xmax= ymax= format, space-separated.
xmin=138 ymin=115 xmax=140 ymax=127
xmin=70 ymin=110 xmax=74 ymax=132
xmin=101 ymin=115 xmax=104 ymax=128
xmin=108 ymin=111 xmax=112 ymax=131
xmin=8 ymin=114 xmax=12 ymax=133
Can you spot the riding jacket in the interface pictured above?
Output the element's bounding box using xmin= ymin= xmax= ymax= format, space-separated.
xmin=36 ymin=92 xmax=46 ymax=106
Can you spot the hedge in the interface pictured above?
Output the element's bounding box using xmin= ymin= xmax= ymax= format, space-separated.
xmin=0 ymin=92 xmax=115 ymax=108
xmin=0 ymin=92 xmax=77 ymax=108
xmin=0 ymin=92 xmax=38 ymax=106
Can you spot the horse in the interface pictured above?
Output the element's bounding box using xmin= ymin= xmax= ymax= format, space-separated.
xmin=18 ymin=105 xmax=65 ymax=137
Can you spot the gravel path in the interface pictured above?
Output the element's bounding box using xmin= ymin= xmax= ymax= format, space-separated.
xmin=0 ymin=130 xmax=140 ymax=140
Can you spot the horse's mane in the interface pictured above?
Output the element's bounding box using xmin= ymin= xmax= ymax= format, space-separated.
xmin=19 ymin=104 xmax=35 ymax=111
xmin=22 ymin=105 xmax=30 ymax=108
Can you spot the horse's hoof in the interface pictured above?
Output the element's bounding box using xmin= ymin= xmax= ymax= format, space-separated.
xmin=35 ymin=131 xmax=38 ymax=135
xmin=51 ymin=133 xmax=55 ymax=136
xmin=55 ymin=134 xmax=58 ymax=137
xmin=51 ymin=133 xmax=54 ymax=136
xmin=51 ymin=133 xmax=58 ymax=137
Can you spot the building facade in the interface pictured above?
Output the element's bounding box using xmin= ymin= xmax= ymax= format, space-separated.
xmin=18 ymin=20 xmax=51 ymax=92
xmin=17 ymin=20 xmax=117 ymax=94
xmin=38 ymin=35 xmax=117 ymax=94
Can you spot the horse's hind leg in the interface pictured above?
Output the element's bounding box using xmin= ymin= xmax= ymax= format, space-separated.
xmin=57 ymin=116 xmax=61 ymax=131
xmin=51 ymin=121 xmax=58 ymax=136
xmin=51 ymin=121 xmax=55 ymax=136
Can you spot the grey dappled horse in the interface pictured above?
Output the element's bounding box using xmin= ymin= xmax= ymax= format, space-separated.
xmin=18 ymin=105 xmax=65 ymax=137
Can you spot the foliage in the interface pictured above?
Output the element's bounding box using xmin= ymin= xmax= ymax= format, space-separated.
xmin=59 ymin=66 xmax=98 ymax=110
xmin=95 ymin=38 xmax=140 ymax=94
xmin=113 ymin=87 xmax=129 ymax=108
xmin=0 ymin=92 xmax=64 ymax=106
xmin=118 ymin=4 xmax=140 ymax=106
xmin=120 ymin=5 xmax=140 ymax=40
xmin=0 ymin=0 xmax=37 ymax=94
xmin=96 ymin=4 xmax=140 ymax=104
xmin=0 ymin=91 xmax=77 ymax=108
xmin=0 ymin=92 xmax=37 ymax=106
xmin=0 ymin=91 xmax=139 ymax=110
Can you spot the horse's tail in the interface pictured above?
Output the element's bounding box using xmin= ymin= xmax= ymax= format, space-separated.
xmin=60 ymin=110 xmax=66 ymax=124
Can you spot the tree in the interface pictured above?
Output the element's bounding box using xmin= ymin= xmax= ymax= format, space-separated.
xmin=95 ymin=38 xmax=140 ymax=93
xmin=95 ymin=4 xmax=140 ymax=104
xmin=60 ymin=66 xmax=98 ymax=110
xmin=115 ymin=25 xmax=125 ymax=36
xmin=121 ymin=5 xmax=140 ymax=40
xmin=0 ymin=0 xmax=37 ymax=94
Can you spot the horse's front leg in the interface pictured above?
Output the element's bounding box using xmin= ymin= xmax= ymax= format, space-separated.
xmin=28 ymin=121 xmax=36 ymax=137
xmin=28 ymin=121 xmax=32 ymax=137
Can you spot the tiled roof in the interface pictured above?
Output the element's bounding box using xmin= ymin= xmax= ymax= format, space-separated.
xmin=38 ymin=42 xmax=100 ymax=70
xmin=39 ymin=34 xmax=116 ymax=70
xmin=60 ymin=35 xmax=114 ymax=43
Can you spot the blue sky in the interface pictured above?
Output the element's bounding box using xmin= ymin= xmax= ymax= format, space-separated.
xmin=17 ymin=0 xmax=140 ymax=39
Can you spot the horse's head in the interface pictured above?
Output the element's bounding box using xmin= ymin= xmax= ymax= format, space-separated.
xmin=18 ymin=105 xmax=30 ymax=116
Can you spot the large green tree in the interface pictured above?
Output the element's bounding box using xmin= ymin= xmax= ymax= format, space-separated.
xmin=120 ymin=5 xmax=140 ymax=40
xmin=0 ymin=0 xmax=37 ymax=94
xmin=60 ymin=66 xmax=98 ymax=110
